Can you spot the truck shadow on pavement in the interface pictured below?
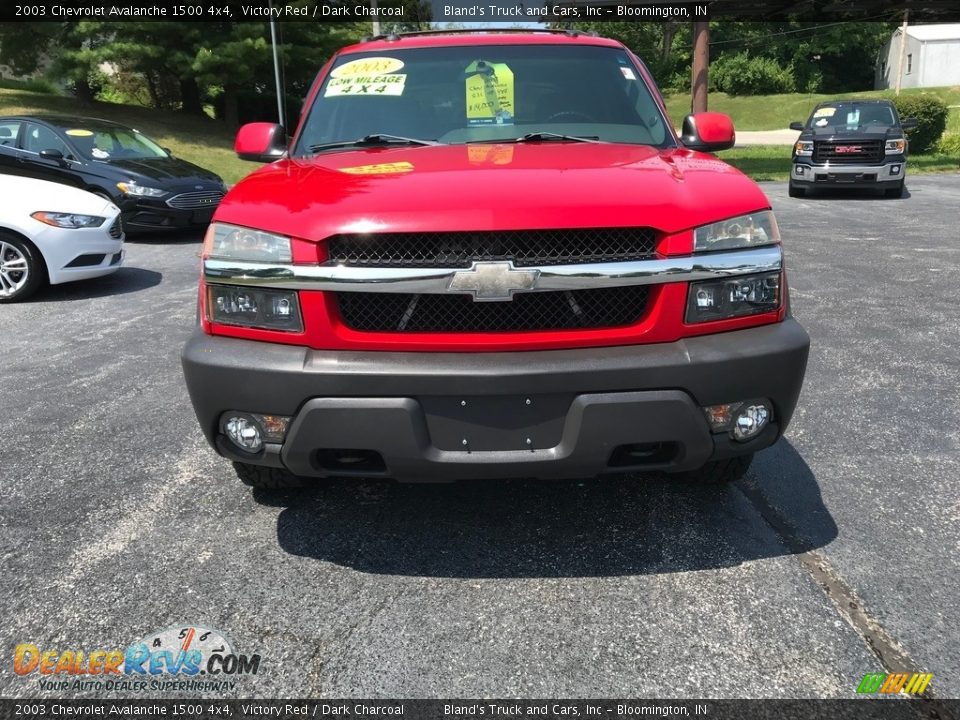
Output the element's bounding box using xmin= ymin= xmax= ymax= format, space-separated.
xmin=27 ymin=267 xmax=162 ymax=302
xmin=260 ymin=439 xmax=837 ymax=578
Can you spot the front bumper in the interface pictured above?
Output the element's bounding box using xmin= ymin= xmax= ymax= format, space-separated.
xmin=118 ymin=197 xmax=217 ymax=231
xmin=791 ymin=159 xmax=905 ymax=186
xmin=181 ymin=319 xmax=809 ymax=481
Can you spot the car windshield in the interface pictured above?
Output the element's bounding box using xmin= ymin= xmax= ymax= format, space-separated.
xmin=52 ymin=121 xmax=169 ymax=161
xmin=807 ymin=103 xmax=897 ymax=130
xmin=293 ymin=43 xmax=673 ymax=156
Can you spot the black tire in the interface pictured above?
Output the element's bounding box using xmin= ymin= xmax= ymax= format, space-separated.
xmin=788 ymin=181 xmax=805 ymax=198
xmin=884 ymin=181 xmax=904 ymax=199
xmin=0 ymin=231 xmax=45 ymax=303
xmin=675 ymin=453 xmax=754 ymax=484
xmin=233 ymin=462 xmax=305 ymax=489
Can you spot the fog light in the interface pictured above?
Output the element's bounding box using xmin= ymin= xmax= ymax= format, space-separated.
xmin=224 ymin=415 xmax=263 ymax=453
xmin=703 ymin=400 xmax=773 ymax=442
xmin=891 ymin=165 xmax=901 ymax=175
xmin=796 ymin=166 xmax=805 ymax=175
xmin=732 ymin=403 xmax=771 ymax=441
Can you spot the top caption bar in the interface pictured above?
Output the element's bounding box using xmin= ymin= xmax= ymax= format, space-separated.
xmin=5 ymin=0 xmax=960 ymax=22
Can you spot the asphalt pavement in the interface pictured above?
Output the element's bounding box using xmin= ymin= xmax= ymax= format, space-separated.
xmin=1 ymin=174 xmax=958 ymax=699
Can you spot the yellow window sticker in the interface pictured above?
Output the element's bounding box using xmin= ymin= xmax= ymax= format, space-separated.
xmin=331 ymin=57 xmax=404 ymax=79
xmin=340 ymin=161 xmax=414 ymax=175
xmin=465 ymin=61 xmax=514 ymax=126
xmin=325 ymin=74 xmax=406 ymax=98
xmin=65 ymin=129 xmax=94 ymax=136
xmin=813 ymin=107 xmax=836 ymax=118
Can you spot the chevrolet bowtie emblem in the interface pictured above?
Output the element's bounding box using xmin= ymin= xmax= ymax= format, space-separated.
xmin=448 ymin=261 xmax=540 ymax=302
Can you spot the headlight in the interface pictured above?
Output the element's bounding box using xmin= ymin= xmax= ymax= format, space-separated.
xmin=794 ymin=140 xmax=813 ymax=157
xmin=203 ymin=222 xmax=292 ymax=263
xmin=30 ymin=211 xmax=105 ymax=229
xmin=885 ymin=139 xmax=905 ymax=154
xmin=686 ymin=271 xmax=781 ymax=324
xmin=694 ymin=211 xmax=780 ymax=252
xmin=206 ymin=285 xmax=303 ymax=332
xmin=116 ymin=181 xmax=166 ymax=197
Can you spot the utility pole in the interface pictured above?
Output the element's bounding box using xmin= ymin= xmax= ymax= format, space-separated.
xmin=894 ymin=10 xmax=909 ymax=96
xmin=371 ymin=0 xmax=381 ymax=36
xmin=268 ymin=0 xmax=285 ymax=128
xmin=691 ymin=21 xmax=709 ymax=113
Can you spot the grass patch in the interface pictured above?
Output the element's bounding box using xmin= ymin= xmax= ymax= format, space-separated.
xmin=0 ymin=87 xmax=257 ymax=184
xmin=664 ymin=86 xmax=960 ymax=131
xmin=715 ymin=145 xmax=960 ymax=181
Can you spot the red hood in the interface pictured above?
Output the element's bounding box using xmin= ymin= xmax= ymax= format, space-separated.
xmin=215 ymin=143 xmax=770 ymax=241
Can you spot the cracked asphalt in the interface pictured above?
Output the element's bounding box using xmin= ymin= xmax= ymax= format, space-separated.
xmin=1 ymin=174 xmax=958 ymax=699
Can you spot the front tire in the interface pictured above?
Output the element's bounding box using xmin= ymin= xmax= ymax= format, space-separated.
xmin=788 ymin=181 xmax=805 ymax=198
xmin=675 ymin=453 xmax=754 ymax=484
xmin=0 ymin=232 xmax=44 ymax=303
xmin=884 ymin=180 xmax=905 ymax=198
xmin=233 ymin=462 xmax=305 ymax=489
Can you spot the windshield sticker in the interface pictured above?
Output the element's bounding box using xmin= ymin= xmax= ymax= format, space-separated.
xmin=845 ymin=110 xmax=860 ymax=125
xmin=90 ymin=148 xmax=110 ymax=159
xmin=813 ymin=107 xmax=836 ymax=118
xmin=65 ymin=129 xmax=94 ymax=137
xmin=331 ymin=57 xmax=404 ymax=79
xmin=815 ymin=118 xmax=829 ymax=127
xmin=325 ymin=74 xmax=406 ymax=97
xmin=465 ymin=60 xmax=514 ymax=126
xmin=620 ymin=67 xmax=637 ymax=81
xmin=340 ymin=161 xmax=414 ymax=175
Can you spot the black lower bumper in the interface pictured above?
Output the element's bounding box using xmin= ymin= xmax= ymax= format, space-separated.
xmin=181 ymin=319 xmax=809 ymax=481
xmin=121 ymin=200 xmax=216 ymax=232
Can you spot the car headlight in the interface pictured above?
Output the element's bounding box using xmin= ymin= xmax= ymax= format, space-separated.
xmin=30 ymin=211 xmax=106 ymax=229
xmin=694 ymin=211 xmax=780 ymax=252
xmin=206 ymin=285 xmax=303 ymax=332
xmin=116 ymin=181 xmax=166 ymax=198
xmin=885 ymin=139 xmax=905 ymax=154
xmin=203 ymin=222 xmax=292 ymax=263
xmin=686 ymin=271 xmax=782 ymax=324
xmin=794 ymin=140 xmax=814 ymax=157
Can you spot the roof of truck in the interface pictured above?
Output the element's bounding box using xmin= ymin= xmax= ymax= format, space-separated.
xmin=339 ymin=29 xmax=624 ymax=54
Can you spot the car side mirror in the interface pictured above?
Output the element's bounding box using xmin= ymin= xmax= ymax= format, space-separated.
xmin=39 ymin=148 xmax=67 ymax=165
xmin=901 ymin=117 xmax=918 ymax=130
xmin=680 ymin=112 xmax=735 ymax=152
xmin=789 ymin=121 xmax=805 ymax=131
xmin=162 ymin=146 xmax=173 ymax=156
xmin=235 ymin=123 xmax=286 ymax=162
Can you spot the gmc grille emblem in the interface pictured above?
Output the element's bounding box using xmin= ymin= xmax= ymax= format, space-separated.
xmin=834 ymin=146 xmax=862 ymax=153
xmin=448 ymin=261 xmax=540 ymax=302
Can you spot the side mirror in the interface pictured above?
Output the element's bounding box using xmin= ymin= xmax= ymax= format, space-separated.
xmin=901 ymin=117 xmax=918 ymax=130
xmin=162 ymin=146 xmax=173 ymax=156
xmin=39 ymin=148 xmax=67 ymax=165
xmin=680 ymin=112 xmax=735 ymax=152
xmin=235 ymin=122 xmax=286 ymax=162
xmin=789 ymin=121 xmax=805 ymax=131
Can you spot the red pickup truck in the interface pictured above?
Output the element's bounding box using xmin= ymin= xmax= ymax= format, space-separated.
xmin=181 ymin=29 xmax=809 ymax=489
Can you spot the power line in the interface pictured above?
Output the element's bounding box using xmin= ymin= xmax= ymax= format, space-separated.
xmin=709 ymin=14 xmax=898 ymax=49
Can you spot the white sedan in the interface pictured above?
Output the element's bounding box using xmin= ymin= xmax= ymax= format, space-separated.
xmin=0 ymin=175 xmax=125 ymax=302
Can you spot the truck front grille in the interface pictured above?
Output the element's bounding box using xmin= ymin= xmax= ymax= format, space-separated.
xmin=327 ymin=228 xmax=657 ymax=268
xmin=813 ymin=140 xmax=883 ymax=165
xmin=335 ymin=286 xmax=650 ymax=333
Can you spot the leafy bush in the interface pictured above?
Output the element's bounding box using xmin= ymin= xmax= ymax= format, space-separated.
xmin=893 ymin=95 xmax=948 ymax=154
xmin=936 ymin=134 xmax=960 ymax=155
xmin=711 ymin=53 xmax=796 ymax=96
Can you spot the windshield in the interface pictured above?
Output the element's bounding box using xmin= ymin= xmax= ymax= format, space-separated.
xmin=294 ymin=44 xmax=673 ymax=156
xmin=53 ymin=122 xmax=169 ymax=161
xmin=807 ymin=103 xmax=897 ymax=130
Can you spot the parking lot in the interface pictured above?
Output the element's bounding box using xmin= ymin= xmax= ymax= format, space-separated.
xmin=1 ymin=174 xmax=959 ymax=698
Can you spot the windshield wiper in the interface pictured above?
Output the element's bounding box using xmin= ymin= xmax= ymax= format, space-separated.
xmin=308 ymin=134 xmax=438 ymax=154
xmin=515 ymin=132 xmax=602 ymax=144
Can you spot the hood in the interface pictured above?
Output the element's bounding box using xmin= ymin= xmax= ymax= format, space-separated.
xmin=804 ymin=127 xmax=899 ymax=142
xmin=99 ymin=155 xmax=222 ymax=186
xmin=0 ymin=175 xmax=118 ymax=216
xmin=215 ymin=143 xmax=770 ymax=241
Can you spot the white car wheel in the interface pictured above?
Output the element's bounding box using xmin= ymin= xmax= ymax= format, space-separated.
xmin=0 ymin=235 xmax=41 ymax=302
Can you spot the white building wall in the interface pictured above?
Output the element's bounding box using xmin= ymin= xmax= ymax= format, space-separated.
xmin=920 ymin=40 xmax=960 ymax=86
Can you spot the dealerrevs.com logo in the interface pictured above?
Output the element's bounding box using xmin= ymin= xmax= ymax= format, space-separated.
xmin=14 ymin=624 xmax=261 ymax=693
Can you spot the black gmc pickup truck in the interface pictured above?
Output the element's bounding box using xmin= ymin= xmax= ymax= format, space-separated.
xmin=788 ymin=99 xmax=917 ymax=198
